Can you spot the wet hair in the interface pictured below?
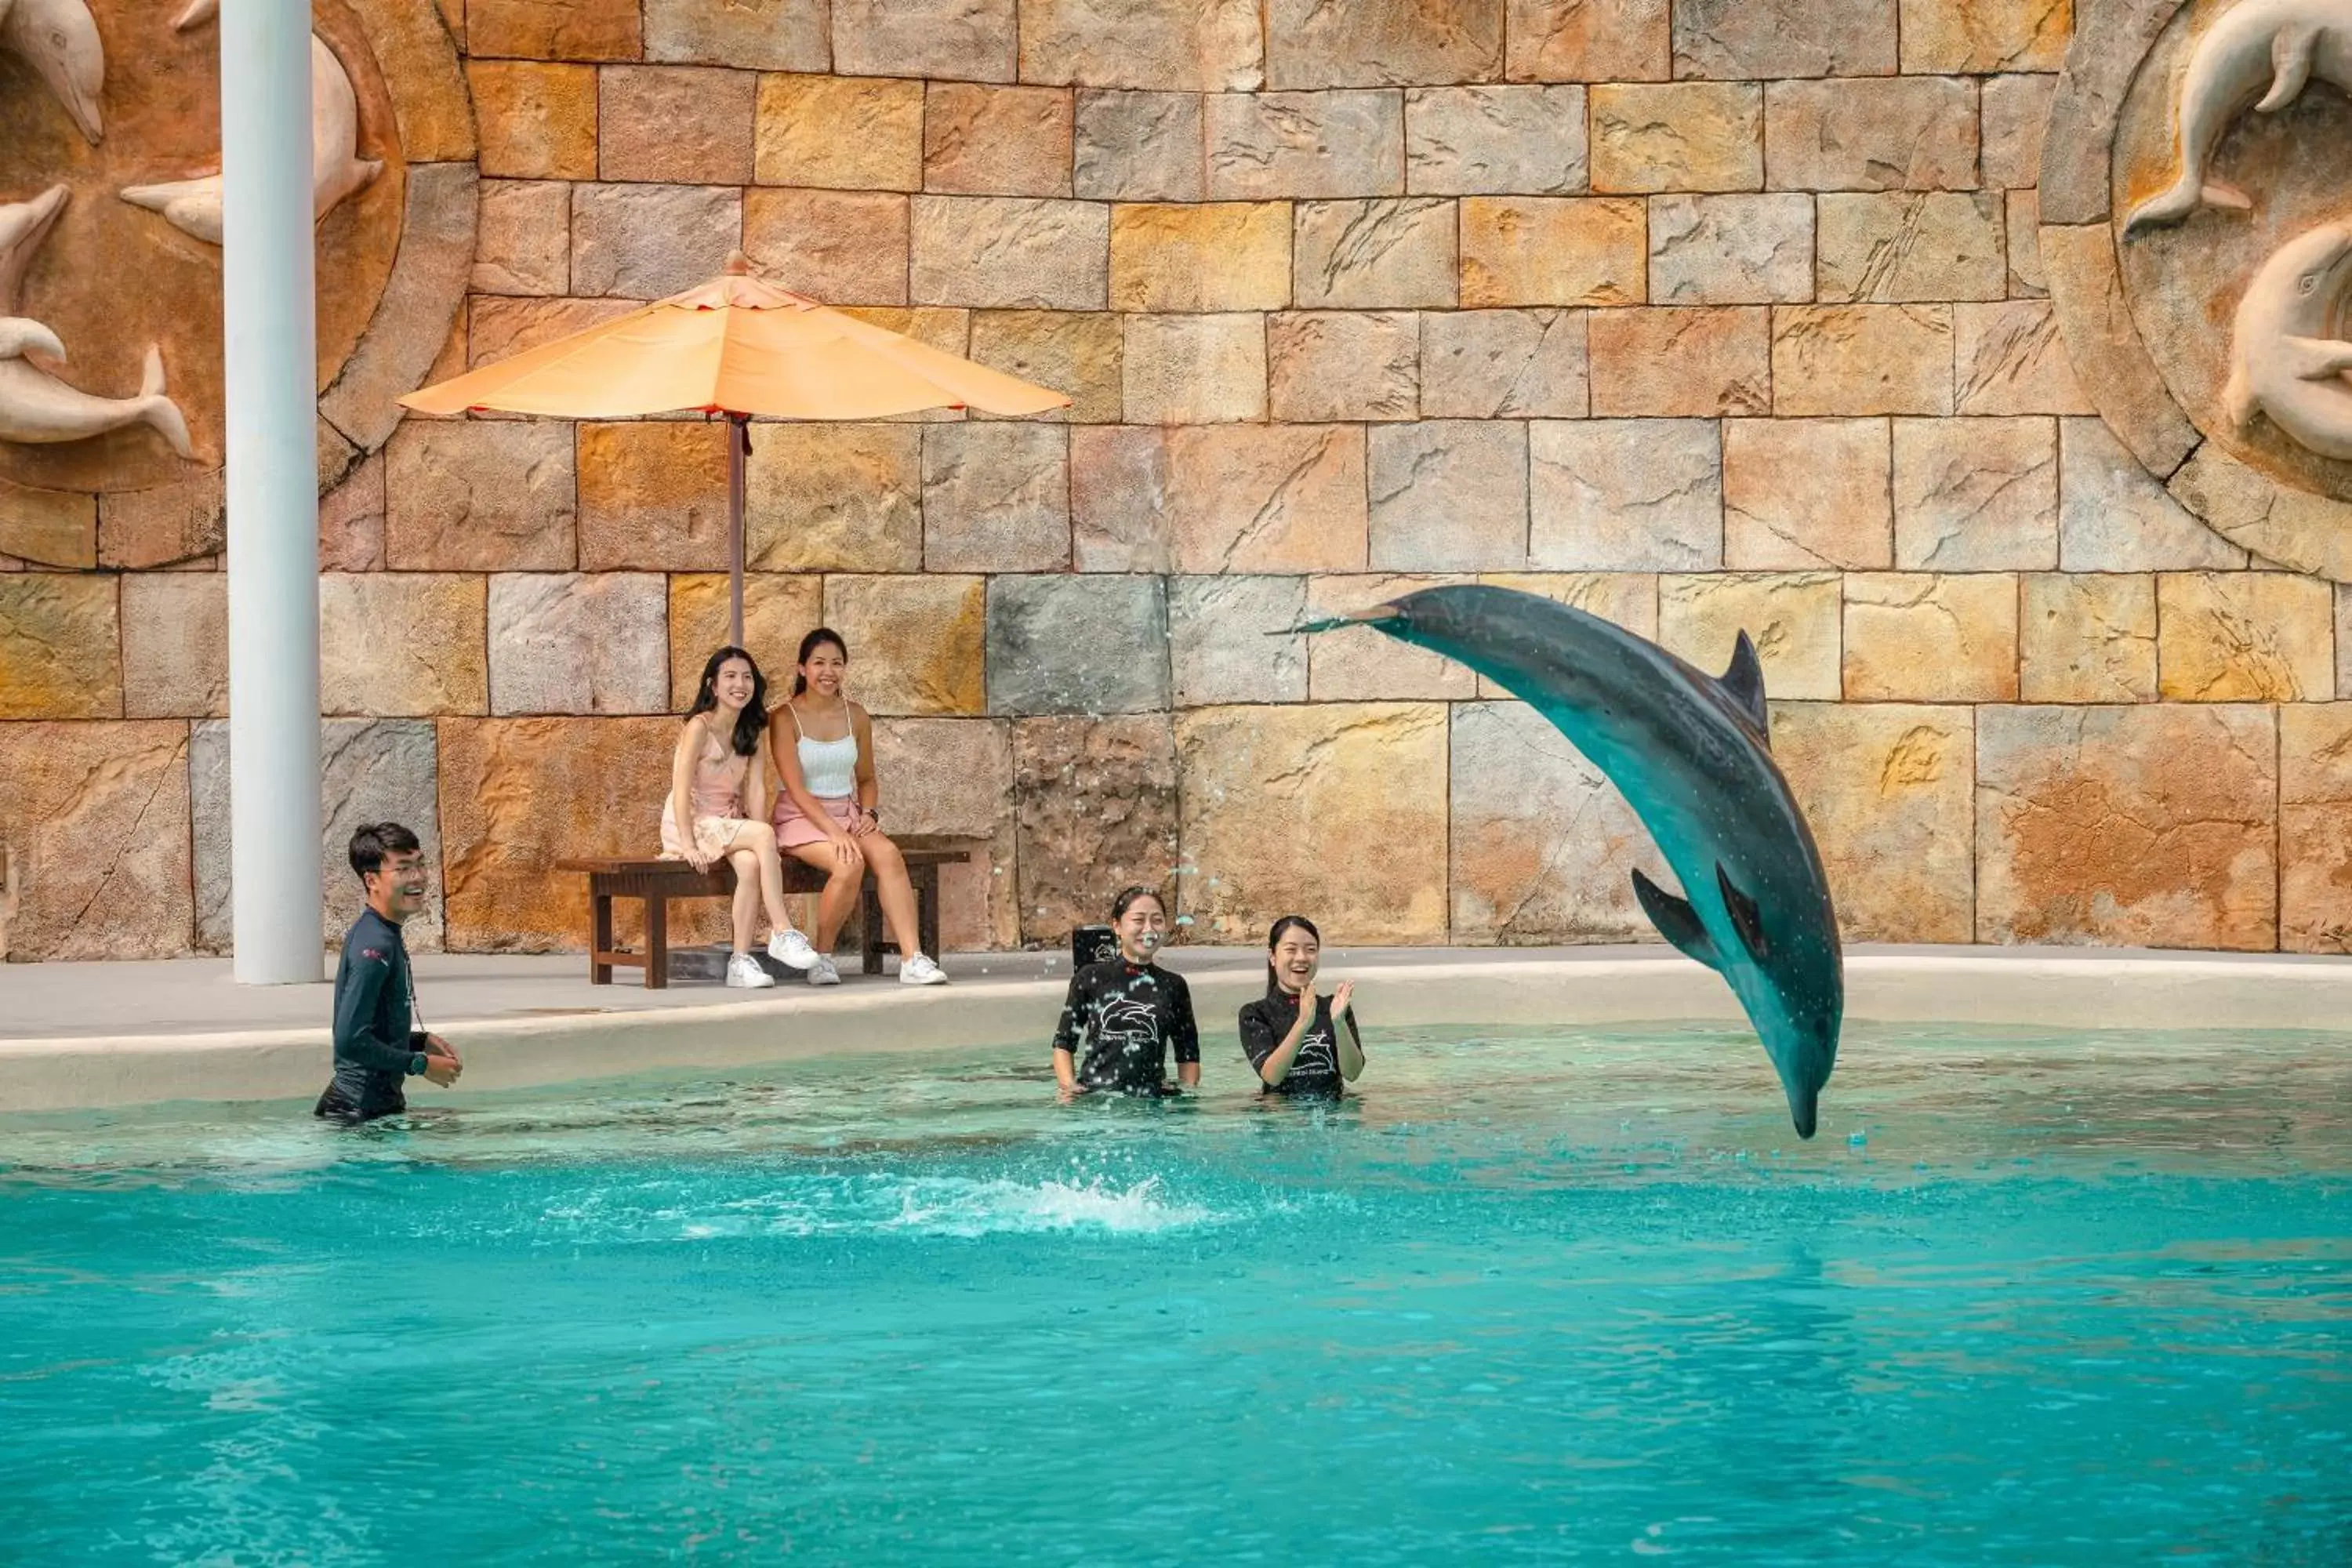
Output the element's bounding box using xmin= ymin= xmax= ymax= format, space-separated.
xmin=348 ymin=822 xmax=422 ymax=884
xmin=791 ymin=626 xmax=849 ymax=696
xmin=1109 ymin=884 xmax=1166 ymax=923
xmin=1265 ymin=913 xmax=1321 ymax=999
xmin=687 ymin=646 xmax=770 ymax=757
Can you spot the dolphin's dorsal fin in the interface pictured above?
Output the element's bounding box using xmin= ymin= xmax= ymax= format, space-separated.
xmin=1632 ymin=869 xmax=1719 ymax=972
xmin=1718 ymin=630 xmax=1770 ymax=743
xmin=2259 ymin=24 xmax=2318 ymax=112
xmin=1717 ymin=864 xmax=1769 ymax=961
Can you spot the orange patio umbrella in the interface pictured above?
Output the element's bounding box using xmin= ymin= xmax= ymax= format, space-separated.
xmin=399 ymin=253 xmax=1070 ymax=642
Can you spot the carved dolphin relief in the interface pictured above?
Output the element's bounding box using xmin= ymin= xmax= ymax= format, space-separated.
xmin=0 ymin=0 xmax=104 ymax=143
xmin=1298 ymin=585 xmax=1843 ymax=1138
xmin=0 ymin=182 xmax=67 ymax=315
xmin=2125 ymin=0 xmax=2352 ymax=233
xmin=0 ymin=320 xmax=193 ymax=456
xmin=2224 ymin=218 xmax=2352 ymax=459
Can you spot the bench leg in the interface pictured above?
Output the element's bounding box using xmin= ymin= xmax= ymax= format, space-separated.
xmin=646 ymin=896 xmax=670 ymax=990
xmin=590 ymin=891 xmax=614 ymax=985
xmin=862 ymin=876 xmax=885 ymax=975
xmin=916 ymin=865 xmax=941 ymax=967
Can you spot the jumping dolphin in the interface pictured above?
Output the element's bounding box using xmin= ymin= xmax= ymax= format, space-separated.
xmin=0 ymin=182 xmax=67 ymax=314
xmin=0 ymin=321 xmax=194 ymax=456
xmin=0 ymin=0 xmax=103 ymax=143
xmin=1300 ymin=584 xmax=1842 ymax=1137
xmin=2125 ymin=0 xmax=2352 ymax=233
xmin=2223 ymin=218 xmax=2352 ymax=459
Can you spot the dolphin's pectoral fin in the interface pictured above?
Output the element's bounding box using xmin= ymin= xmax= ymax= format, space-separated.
xmin=2201 ymin=180 xmax=2252 ymax=212
xmin=1717 ymin=630 xmax=1770 ymax=744
xmin=1632 ymin=869 xmax=1719 ymax=972
xmin=2281 ymin=336 xmax=2352 ymax=380
xmin=1716 ymin=864 xmax=1770 ymax=962
xmin=2258 ymin=26 xmax=2318 ymax=112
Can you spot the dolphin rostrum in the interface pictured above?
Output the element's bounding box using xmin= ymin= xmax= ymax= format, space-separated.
xmin=0 ymin=0 xmax=104 ymax=144
xmin=2125 ymin=0 xmax=2352 ymax=233
xmin=1299 ymin=584 xmax=1842 ymax=1137
xmin=2223 ymin=217 xmax=2352 ymax=459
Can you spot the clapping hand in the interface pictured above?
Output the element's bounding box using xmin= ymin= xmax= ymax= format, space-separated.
xmin=1330 ymin=980 xmax=1353 ymax=1018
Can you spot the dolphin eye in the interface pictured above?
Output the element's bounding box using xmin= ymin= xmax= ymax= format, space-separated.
xmin=2301 ymin=274 xmax=2321 ymax=294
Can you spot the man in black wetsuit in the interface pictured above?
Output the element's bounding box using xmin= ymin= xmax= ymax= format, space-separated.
xmin=314 ymin=822 xmax=461 ymax=1122
xmin=1051 ymin=886 xmax=1199 ymax=1097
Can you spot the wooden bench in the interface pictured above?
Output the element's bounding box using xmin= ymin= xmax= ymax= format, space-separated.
xmin=556 ymin=837 xmax=971 ymax=988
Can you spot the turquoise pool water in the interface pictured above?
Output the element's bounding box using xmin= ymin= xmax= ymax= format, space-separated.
xmin=2 ymin=1021 xmax=2347 ymax=1565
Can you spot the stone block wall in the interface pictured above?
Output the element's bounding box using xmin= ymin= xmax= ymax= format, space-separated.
xmin=5 ymin=0 xmax=2350 ymax=961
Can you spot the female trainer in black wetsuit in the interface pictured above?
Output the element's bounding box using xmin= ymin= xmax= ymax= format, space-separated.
xmin=1051 ymin=885 xmax=1200 ymax=1098
xmin=1237 ymin=915 xmax=1364 ymax=1097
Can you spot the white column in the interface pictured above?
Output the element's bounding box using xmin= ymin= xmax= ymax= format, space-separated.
xmin=222 ymin=0 xmax=323 ymax=984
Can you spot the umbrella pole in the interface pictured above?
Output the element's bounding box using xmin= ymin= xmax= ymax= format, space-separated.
xmin=728 ymin=412 xmax=748 ymax=648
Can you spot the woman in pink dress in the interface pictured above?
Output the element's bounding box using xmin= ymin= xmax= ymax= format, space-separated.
xmin=766 ymin=629 xmax=947 ymax=988
xmin=662 ymin=647 xmax=818 ymax=989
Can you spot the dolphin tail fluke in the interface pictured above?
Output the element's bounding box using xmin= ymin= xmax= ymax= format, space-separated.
xmin=1632 ymin=869 xmax=1719 ymax=972
xmin=136 ymin=347 xmax=194 ymax=459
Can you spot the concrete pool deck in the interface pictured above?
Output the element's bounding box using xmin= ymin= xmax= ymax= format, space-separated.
xmin=2 ymin=942 xmax=2347 ymax=1113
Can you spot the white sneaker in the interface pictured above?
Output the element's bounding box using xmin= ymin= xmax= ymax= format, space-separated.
xmin=768 ymin=928 xmax=818 ymax=971
xmin=898 ymin=954 xmax=948 ymax=986
xmin=726 ymin=953 xmax=775 ymax=989
xmin=807 ymin=954 xmax=841 ymax=987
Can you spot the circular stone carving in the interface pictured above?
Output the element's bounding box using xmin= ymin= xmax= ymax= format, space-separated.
xmin=0 ymin=0 xmax=474 ymax=566
xmin=2042 ymin=0 xmax=2352 ymax=579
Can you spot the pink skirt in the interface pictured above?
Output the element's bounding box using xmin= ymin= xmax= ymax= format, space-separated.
xmin=773 ymin=793 xmax=858 ymax=850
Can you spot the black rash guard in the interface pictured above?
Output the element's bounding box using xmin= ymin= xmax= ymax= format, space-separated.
xmin=1238 ymin=991 xmax=1361 ymax=1097
xmin=314 ymin=907 xmax=430 ymax=1123
xmin=1051 ymin=959 xmax=1200 ymax=1095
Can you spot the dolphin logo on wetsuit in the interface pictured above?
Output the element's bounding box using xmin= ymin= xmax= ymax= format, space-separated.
xmin=1297 ymin=584 xmax=1842 ymax=1138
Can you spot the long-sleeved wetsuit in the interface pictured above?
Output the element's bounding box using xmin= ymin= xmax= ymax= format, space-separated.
xmin=314 ymin=907 xmax=430 ymax=1122
xmin=1051 ymin=959 xmax=1200 ymax=1094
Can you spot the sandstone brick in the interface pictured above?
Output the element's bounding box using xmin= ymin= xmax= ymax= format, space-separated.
xmin=666 ymin=573 xmax=826 ymax=707
xmin=469 ymin=61 xmax=599 ymax=180
xmin=1588 ymin=305 xmax=1769 ymax=416
xmin=96 ymin=477 xmax=224 ymax=573
xmin=2341 ymin=585 xmax=2352 ymax=699
xmin=1818 ymin=192 xmax=2006 ymax=303
xmin=571 ymin=183 xmax=741 ymax=299
xmin=1405 ymin=85 xmax=1587 ymax=195
xmin=1071 ymin=425 xmax=1367 ymax=573
xmin=577 ymin=422 xmax=728 ymax=572
xmin=1893 ymin=416 xmax=2056 ymax=570
xmin=969 ymin=311 xmax=1123 ymax=423
xmin=0 ymin=721 xmax=191 ymax=960
xmin=2279 ymin=705 xmax=2352 ymax=953
xmin=1980 ymin=72 xmax=2056 ymax=189
xmin=2057 ymin=418 xmax=2245 ymax=572
xmin=745 ymin=424 xmax=922 ymax=571
xmin=1773 ymin=702 xmax=1976 ymax=942
xmin=1450 ymin=699 xmax=1661 ymax=943
xmin=350 ymin=0 xmax=477 ymax=161
xmin=1976 ymin=704 xmax=2276 ymax=949
xmin=1766 ymin=77 xmax=1979 ymax=192
xmin=923 ymin=424 xmax=1071 ymax=572
xmin=833 ymin=0 xmax=1016 ymax=82
xmin=1370 ymin=421 xmax=1529 ymax=571
xmin=1122 ymin=314 xmax=1269 ymax=423
xmin=1169 ymin=575 xmax=1309 ymax=706
xmin=1109 ymin=203 xmax=1290 ymax=312
xmin=822 ymin=575 xmax=988 ymax=715
xmin=2005 ymin=190 xmax=2045 ymax=295
xmin=121 ymin=573 xmax=226 ymax=720
xmin=1011 ymin=713 xmax=1177 ymax=945
xmin=465 ymin=297 xmax=640 ymax=367
xmin=1724 ymin=419 xmax=1893 ymax=569
xmin=1294 ymin=198 xmax=1460 ymax=308
xmin=1530 ymin=419 xmax=1720 ymax=570
xmin=2019 ymin=572 xmax=2156 ymax=702
xmin=1505 ymin=0 xmax=1668 ymax=81
xmin=873 ymin=716 xmax=1018 ymax=949
xmin=0 ymin=574 xmax=118 ymax=719
xmin=2156 ymin=573 xmax=2335 ymax=704
xmin=1657 ymin=572 xmax=1842 ymax=699
xmin=320 ymin=574 xmax=488 ymax=717
xmin=754 ymin=74 xmax=923 ymax=191
xmin=1418 ymin=309 xmax=1586 ymax=417
xmin=599 ymin=67 xmax=755 ymax=185
xmin=910 ymin=197 xmax=1109 ymax=309
xmin=1675 ymin=0 xmax=1896 ymax=77
xmin=1462 ymin=196 xmax=1646 ymax=307
xmin=1843 ymin=572 xmax=2019 ymax=701
xmin=320 ymin=452 xmax=387 ymax=572
xmin=1266 ymin=0 xmax=1502 ymax=88
xmin=1646 ymin=194 xmax=1812 ymax=305
xmin=741 ymin=188 xmax=909 ymax=305
xmin=385 ymin=421 xmax=576 ymax=571
xmin=924 ymin=83 xmax=1073 ymax=197
xmin=646 ymin=0 xmax=828 ymax=70
xmin=0 ymin=481 xmax=95 ymax=569
xmin=1020 ymin=0 xmax=1263 ymax=92
xmin=474 ymin=180 xmax=570 ymax=296
xmin=468 ymin=0 xmax=637 ymax=58
xmin=1269 ymin=311 xmax=1420 ymax=421
xmin=487 ymin=574 xmax=670 ymax=717
xmin=1900 ymin=0 xmax=2069 ymax=73
xmin=1590 ymin=83 xmax=1760 ymax=194
xmin=1074 ymin=91 xmax=1206 ymax=200
xmin=1954 ymin=300 xmax=2089 ymax=416
xmin=1772 ymin=305 xmax=1954 ymax=416
xmin=989 ymin=575 xmax=1168 ymax=715
xmin=1205 ymin=90 xmax=1405 ymax=199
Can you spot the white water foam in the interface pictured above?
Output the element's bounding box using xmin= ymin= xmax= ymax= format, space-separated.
xmin=881 ymin=1174 xmax=1220 ymax=1237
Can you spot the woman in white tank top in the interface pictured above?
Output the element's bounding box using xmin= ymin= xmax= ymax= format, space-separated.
xmin=766 ymin=628 xmax=948 ymax=988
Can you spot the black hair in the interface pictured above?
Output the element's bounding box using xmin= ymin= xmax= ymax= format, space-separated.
xmin=790 ymin=626 xmax=849 ymax=696
xmin=1109 ymin=884 xmax=1166 ymax=923
xmin=348 ymin=822 xmax=422 ymax=884
xmin=1265 ymin=913 xmax=1321 ymax=1000
xmin=687 ymin=646 xmax=769 ymax=757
